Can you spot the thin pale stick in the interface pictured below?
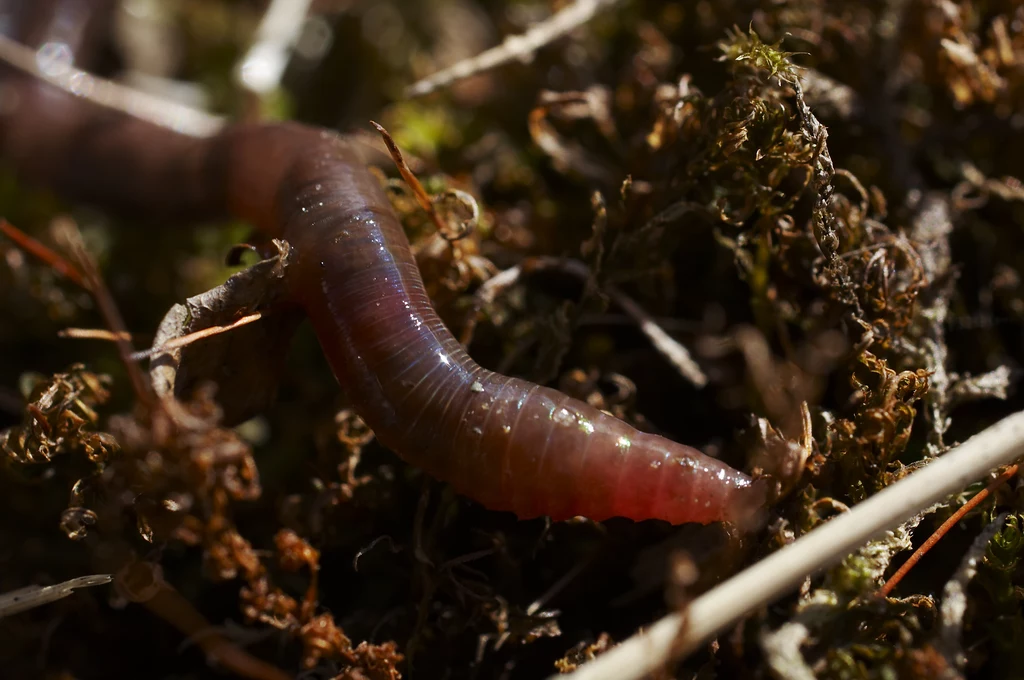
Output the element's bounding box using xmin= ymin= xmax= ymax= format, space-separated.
xmin=236 ymin=0 xmax=314 ymax=95
xmin=0 ymin=34 xmax=223 ymax=137
xmin=545 ymin=257 xmax=706 ymax=387
xmin=557 ymin=410 xmax=1024 ymax=680
xmin=59 ymin=328 xmax=135 ymax=341
xmin=602 ymin=276 xmax=707 ymax=388
xmin=54 ymin=218 xmax=154 ymax=407
xmin=937 ymin=513 xmax=1007 ymax=671
xmin=0 ymin=574 xmax=112 ymax=618
xmin=468 ymin=257 xmax=707 ymax=387
xmin=131 ymin=312 xmax=263 ymax=361
xmin=877 ymin=463 xmax=1018 ymax=597
xmin=405 ymin=0 xmax=627 ymax=97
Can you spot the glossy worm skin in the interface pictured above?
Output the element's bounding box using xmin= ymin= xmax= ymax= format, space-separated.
xmin=0 ymin=3 xmax=766 ymax=525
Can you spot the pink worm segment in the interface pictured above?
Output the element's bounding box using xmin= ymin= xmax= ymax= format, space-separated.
xmin=273 ymin=132 xmax=765 ymax=524
xmin=0 ymin=15 xmax=766 ymax=526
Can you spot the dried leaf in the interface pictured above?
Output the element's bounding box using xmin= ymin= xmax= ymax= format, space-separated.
xmin=150 ymin=239 xmax=301 ymax=425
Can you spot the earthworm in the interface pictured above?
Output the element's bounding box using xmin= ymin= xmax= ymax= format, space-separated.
xmin=0 ymin=1 xmax=766 ymax=526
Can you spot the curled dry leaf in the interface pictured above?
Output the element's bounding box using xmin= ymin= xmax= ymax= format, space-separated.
xmin=149 ymin=239 xmax=302 ymax=425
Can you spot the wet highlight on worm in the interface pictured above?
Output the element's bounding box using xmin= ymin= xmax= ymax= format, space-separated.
xmin=0 ymin=0 xmax=766 ymax=526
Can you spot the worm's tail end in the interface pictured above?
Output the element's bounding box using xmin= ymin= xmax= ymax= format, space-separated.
xmin=632 ymin=435 xmax=770 ymax=529
xmin=724 ymin=475 xmax=770 ymax=533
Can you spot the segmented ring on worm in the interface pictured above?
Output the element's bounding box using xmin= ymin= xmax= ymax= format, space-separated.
xmin=0 ymin=3 xmax=766 ymax=526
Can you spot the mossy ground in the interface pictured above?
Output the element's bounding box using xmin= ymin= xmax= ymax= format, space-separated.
xmin=3 ymin=1 xmax=1024 ymax=678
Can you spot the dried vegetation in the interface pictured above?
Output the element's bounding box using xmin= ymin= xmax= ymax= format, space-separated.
xmin=3 ymin=0 xmax=1024 ymax=678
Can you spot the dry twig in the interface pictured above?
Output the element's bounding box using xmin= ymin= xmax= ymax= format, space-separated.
xmin=131 ymin=312 xmax=263 ymax=361
xmin=466 ymin=256 xmax=707 ymax=387
xmin=0 ymin=34 xmax=222 ymax=136
xmin=877 ymin=463 xmax=1018 ymax=597
xmin=405 ymin=0 xmax=627 ymax=97
xmin=117 ymin=561 xmax=290 ymax=680
xmin=937 ymin=513 xmax=1009 ymax=673
xmin=0 ymin=574 xmax=111 ymax=618
xmin=235 ymin=0 xmax=314 ymax=95
xmin=58 ymin=328 xmax=135 ymax=342
xmin=52 ymin=219 xmax=154 ymax=407
xmin=0 ymin=218 xmax=86 ymax=287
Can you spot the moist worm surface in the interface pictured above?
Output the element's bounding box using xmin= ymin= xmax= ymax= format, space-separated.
xmin=0 ymin=1 xmax=766 ymax=525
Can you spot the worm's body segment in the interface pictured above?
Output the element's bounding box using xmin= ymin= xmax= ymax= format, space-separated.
xmin=277 ymin=137 xmax=764 ymax=525
xmin=0 ymin=6 xmax=766 ymax=525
